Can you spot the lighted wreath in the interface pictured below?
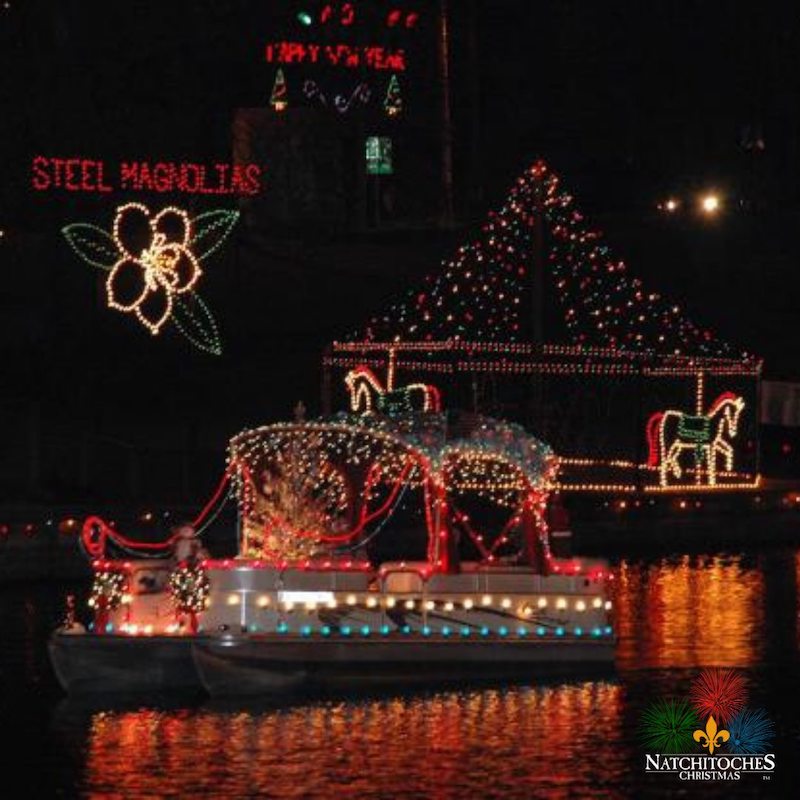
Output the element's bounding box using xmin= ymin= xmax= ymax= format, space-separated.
xmin=62 ymin=202 xmax=239 ymax=354
xmin=88 ymin=570 xmax=127 ymax=612
xmin=169 ymin=562 xmax=211 ymax=615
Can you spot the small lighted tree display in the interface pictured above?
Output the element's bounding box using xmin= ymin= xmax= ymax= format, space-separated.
xmin=384 ymin=74 xmax=402 ymax=117
xmin=270 ymin=68 xmax=288 ymax=112
xmin=243 ymin=443 xmax=351 ymax=561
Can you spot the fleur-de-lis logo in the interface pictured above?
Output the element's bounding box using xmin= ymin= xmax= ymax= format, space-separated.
xmin=693 ymin=715 xmax=730 ymax=754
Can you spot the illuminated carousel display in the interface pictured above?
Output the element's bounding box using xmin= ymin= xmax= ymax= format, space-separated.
xmin=325 ymin=160 xmax=762 ymax=495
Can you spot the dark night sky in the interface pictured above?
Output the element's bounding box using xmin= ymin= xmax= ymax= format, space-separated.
xmin=2 ymin=1 xmax=800 ymax=502
xmin=3 ymin=1 xmax=798 ymax=201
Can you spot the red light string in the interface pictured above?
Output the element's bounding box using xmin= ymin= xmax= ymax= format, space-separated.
xmin=81 ymin=465 xmax=235 ymax=560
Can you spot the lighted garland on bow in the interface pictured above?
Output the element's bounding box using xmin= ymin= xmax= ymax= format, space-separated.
xmin=359 ymin=161 xmax=744 ymax=359
xmin=169 ymin=562 xmax=210 ymax=633
xmin=62 ymin=203 xmax=238 ymax=354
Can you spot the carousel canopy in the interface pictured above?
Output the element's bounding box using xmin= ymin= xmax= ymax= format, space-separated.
xmin=230 ymin=411 xmax=556 ymax=491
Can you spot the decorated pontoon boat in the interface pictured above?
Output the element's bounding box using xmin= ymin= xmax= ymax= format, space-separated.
xmin=50 ymin=385 xmax=615 ymax=694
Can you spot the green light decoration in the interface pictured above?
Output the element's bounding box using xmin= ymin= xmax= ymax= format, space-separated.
xmin=270 ymin=68 xmax=288 ymax=112
xmin=384 ymin=74 xmax=402 ymax=117
xmin=640 ymin=698 xmax=701 ymax=754
xmin=172 ymin=293 xmax=223 ymax=356
xmin=61 ymin=223 xmax=118 ymax=269
xmin=366 ymin=136 xmax=393 ymax=175
xmin=297 ymin=11 xmax=313 ymax=26
xmin=62 ymin=203 xmax=238 ymax=355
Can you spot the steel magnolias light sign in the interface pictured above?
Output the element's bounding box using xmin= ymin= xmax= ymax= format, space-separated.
xmin=31 ymin=156 xmax=264 ymax=196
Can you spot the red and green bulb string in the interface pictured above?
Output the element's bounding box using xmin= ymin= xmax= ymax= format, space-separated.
xmin=362 ymin=161 xmax=742 ymax=359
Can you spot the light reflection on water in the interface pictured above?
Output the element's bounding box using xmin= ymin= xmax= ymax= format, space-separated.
xmin=82 ymin=684 xmax=627 ymax=799
xmin=3 ymin=549 xmax=800 ymax=797
xmin=614 ymin=554 xmax=767 ymax=669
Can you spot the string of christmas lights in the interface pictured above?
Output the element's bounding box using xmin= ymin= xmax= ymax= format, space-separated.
xmin=169 ymin=561 xmax=211 ymax=632
xmin=228 ymin=413 xmax=556 ymax=569
xmin=357 ymin=161 xmax=749 ymax=360
xmin=62 ymin=203 xmax=238 ymax=353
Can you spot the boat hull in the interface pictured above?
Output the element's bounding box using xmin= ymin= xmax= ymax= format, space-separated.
xmin=193 ymin=635 xmax=615 ymax=695
xmin=48 ymin=632 xmax=202 ymax=693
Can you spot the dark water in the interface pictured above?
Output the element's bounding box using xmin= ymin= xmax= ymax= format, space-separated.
xmin=3 ymin=547 xmax=800 ymax=798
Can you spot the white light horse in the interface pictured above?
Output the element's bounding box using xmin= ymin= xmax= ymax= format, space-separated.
xmin=344 ymin=365 xmax=441 ymax=414
xmin=646 ymin=392 xmax=745 ymax=485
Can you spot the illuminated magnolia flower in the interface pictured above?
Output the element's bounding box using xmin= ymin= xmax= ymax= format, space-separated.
xmin=107 ymin=203 xmax=201 ymax=334
xmin=63 ymin=203 xmax=238 ymax=354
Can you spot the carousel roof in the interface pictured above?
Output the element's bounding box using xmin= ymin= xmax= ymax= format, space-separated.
xmin=230 ymin=411 xmax=556 ymax=489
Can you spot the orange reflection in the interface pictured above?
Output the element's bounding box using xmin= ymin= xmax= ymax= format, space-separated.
xmin=614 ymin=555 xmax=764 ymax=669
xmin=84 ymin=682 xmax=623 ymax=798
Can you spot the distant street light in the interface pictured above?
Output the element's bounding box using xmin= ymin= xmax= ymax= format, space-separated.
xmin=700 ymin=193 xmax=721 ymax=215
xmin=658 ymin=197 xmax=681 ymax=214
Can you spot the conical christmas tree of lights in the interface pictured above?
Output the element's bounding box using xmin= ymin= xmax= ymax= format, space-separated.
xmin=358 ymin=161 xmax=743 ymax=358
xmin=270 ymin=68 xmax=288 ymax=112
xmin=384 ymin=74 xmax=402 ymax=117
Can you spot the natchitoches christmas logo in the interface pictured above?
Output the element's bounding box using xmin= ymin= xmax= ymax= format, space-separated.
xmin=641 ymin=668 xmax=776 ymax=782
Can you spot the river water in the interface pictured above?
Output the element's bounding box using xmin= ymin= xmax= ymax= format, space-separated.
xmin=2 ymin=546 xmax=799 ymax=798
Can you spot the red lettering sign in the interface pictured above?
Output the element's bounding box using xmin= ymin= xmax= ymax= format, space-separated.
xmin=265 ymin=40 xmax=406 ymax=71
xmin=31 ymin=156 xmax=265 ymax=196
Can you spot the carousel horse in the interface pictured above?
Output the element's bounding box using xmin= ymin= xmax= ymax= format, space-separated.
xmin=344 ymin=365 xmax=441 ymax=414
xmin=646 ymin=392 xmax=745 ymax=485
